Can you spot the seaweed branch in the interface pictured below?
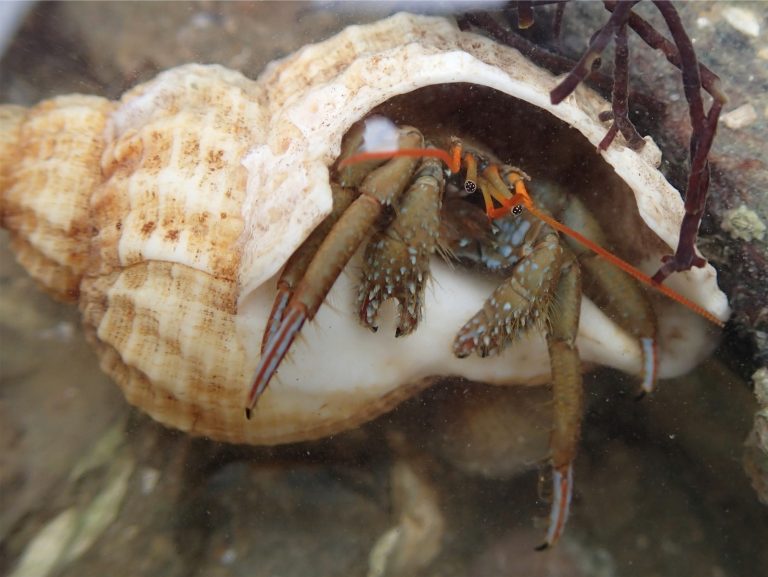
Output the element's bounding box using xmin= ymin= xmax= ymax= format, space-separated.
xmin=598 ymin=17 xmax=645 ymax=150
xmin=456 ymin=10 xmax=662 ymax=114
xmin=548 ymin=1 xmax=640 ymax=108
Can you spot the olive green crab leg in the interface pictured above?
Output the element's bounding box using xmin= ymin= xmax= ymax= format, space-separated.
xmin=260 ymin=184 xmax=357 ymax=353
xmin=541 ymin=188 xmax=659 ymax=395
xmin=538 ymin=251 xmax=583 ymax=550
xmin=260 ymin=122 xmax=387 ymax=353
xmin=246 ymin=126 xmax=424 ymax=416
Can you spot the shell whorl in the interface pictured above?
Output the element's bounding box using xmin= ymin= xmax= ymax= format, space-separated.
xmin=1 ymin=96 xmax=113 ymax=301
xmin=80 ymin=65 xmax=268 ymax=443
xmin=90 ymin=64 xmax=264 ymax=282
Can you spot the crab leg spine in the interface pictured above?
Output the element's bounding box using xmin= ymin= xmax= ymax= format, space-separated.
xmin=262 ymin=288 xmax=291 ymax=354
xmin=358 ymin=156 xmax=444 ymax=336
xmin=247 ymin=305 xmax=307 ymax=418
xmin=537 ymin=464 xmax=574 ymax=551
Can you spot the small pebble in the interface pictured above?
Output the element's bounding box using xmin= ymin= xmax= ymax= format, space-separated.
xmin=753 ymin=367 xmax=768 ymax=406
xmin=39 ymin=321 xmax=76 ymax=342
xmin=220 ymin=548 xmax=238 ymax=565
xmin=140 ymin=467 xmax=161 ymax=495
xmin=720 ymin=103 xmax=758 ymax=130
xmin=722 ymin=7 xmax=760 ymax=38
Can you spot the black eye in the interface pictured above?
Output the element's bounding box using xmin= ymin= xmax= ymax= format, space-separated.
xmin=512 ymin=204 xmax=523 ymax=215
xmin=464 ymin=180 xmax=477 ymax=194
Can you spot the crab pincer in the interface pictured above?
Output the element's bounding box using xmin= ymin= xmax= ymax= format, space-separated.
xmin=358 ymin=154 xmax=445 ymax=336
xmin=449 ymin=201 xmax=584 ymax=548
xmin=246 ymin=126 xmax=425 ymax=417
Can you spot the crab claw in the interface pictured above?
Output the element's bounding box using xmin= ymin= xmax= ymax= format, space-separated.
xmin=246 ymin=304 xmax=308 ymax=418
xmin=535 ymin=463 xmax=574 ymax=551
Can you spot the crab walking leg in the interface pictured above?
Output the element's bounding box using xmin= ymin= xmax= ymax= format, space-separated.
xmin=262 ymin=122 xmax=392 ymax=351
xmin=245 ymin=127 xmax=425 ymax=415
xmin=539 ymin=253 xmax=583 ymax=550
xmin=359 ymin=155 xmax=445 ymax=336
xmin=579 ymin=256 xmax=658 ymax=393
xmin=557 ymin=195 xmax=658 ymax=394
xmin=453 ymin=229 xmax=563 ymax=359
xmin=261 ymin=184 xmax=358 ymax=353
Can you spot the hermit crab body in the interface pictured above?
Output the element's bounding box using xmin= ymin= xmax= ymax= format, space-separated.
xmin=0 ymin=12 xmax=727 ymax=548
xmin=248 ymin=117 xmax=687 ymax=546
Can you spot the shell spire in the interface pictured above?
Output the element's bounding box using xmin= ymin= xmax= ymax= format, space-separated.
xmin=1 ymin=96 xmax=113 ymax=301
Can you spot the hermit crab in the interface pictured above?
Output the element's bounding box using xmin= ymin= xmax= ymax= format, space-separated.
xmin=0 ymin=13 xmax=728 ymax=550
xmin=247 ymin=114 xmax=725 ymax=546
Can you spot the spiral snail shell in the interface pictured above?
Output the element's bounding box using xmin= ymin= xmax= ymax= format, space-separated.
xmin=0 ymin=13 xmax=728 ymax=446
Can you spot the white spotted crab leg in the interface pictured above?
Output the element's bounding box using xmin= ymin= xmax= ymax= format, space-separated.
xmin=246 ymin=126 xmax=425 ymax=416
xmin=451 ymin=207 xmax=563 ymax=359
xmin=358 ymin=154 xmax=445 ymax=336
xmin=443 ymin=191 xmax=585 ymax=548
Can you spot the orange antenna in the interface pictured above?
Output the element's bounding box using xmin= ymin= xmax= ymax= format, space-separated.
xmin=524 ymin=201 xmax=723 ymax=328
xmin=337 ymin=145 xmax=724 ymax=328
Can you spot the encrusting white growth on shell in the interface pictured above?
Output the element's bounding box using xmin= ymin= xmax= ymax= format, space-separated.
xmin=0 ymin=13 xmax=729 ymax=445
xmin=361 ymin=116 xmax=401 ymax=153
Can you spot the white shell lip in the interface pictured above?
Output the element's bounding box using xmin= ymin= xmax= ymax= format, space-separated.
xmin=238 ymin=12 xmax=729 ymax=327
